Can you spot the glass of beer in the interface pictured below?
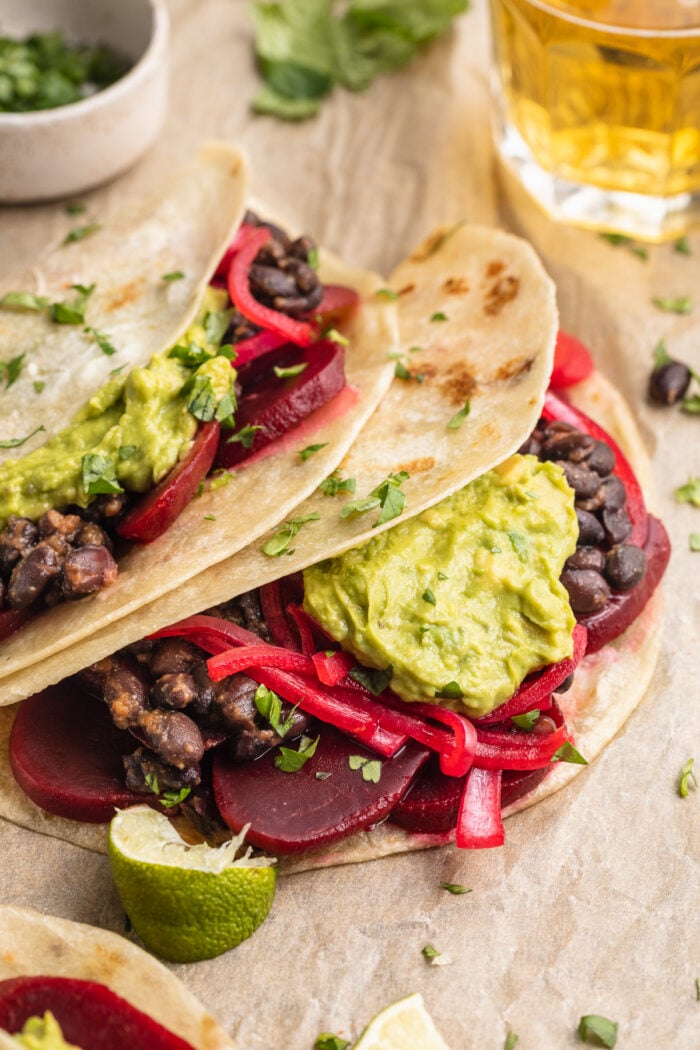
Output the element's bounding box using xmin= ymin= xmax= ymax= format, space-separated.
xmin=489 ymin=0 xmax=700 ymax=240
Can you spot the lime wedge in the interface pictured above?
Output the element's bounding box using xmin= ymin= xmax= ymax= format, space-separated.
xmin=108 ymin=805 xmax=275 ymax=963
xmin=353 ymin=993 xmax=452 ymax=1050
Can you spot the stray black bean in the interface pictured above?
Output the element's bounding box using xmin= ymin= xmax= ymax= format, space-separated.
xmin=648 ymin=361 xmax=691 ymax=406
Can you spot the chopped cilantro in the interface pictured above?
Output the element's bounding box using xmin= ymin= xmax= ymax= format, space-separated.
xmin=214 ymin=386 xmax=236 ymax=425
xmin=437 ymin=681 xmax=463 ymax=699
xmin=62 ymin=222 xmax=101 ymax=246
xmin=261 ymin=512 xmax=321 ymax=557
xmin=307 ymin=247 xmax=319 ymax=270
xmin=430 ymin=311 xmax=448 ymax=322
xmin=274 ymin=734 xmax=320 ymax=772
xmin=504 ymin=1034 xmax=518 ymax=1050
xmin=33 ymin=380 xmax=45 ymax=394
xmin=437 ymin=571 xmax=449 ymax=580
xmin=160 ymin=787 xmax=191 ymax=808
xmin=319 ymin=472 xmax=356 ymax=497
xmin=395 ymin=360 xmax=424 ymax=382
xmin=681 ymin=395 xmax=700 ymax=414
xmin=675 ymin=477 xmax=700 ymax=506
xmin=162 ymin=270 xmax=186 ymax=282
xmin=0 ymin=353 xmax=25 ymax=389
xmin=204 ymin=309 xmax=234 ymax=346
xmin=422 ymin=588 xmax=436 ymax=605
xmin=0 ymin=291 xmax=49 ymax=312
xmin=577 ymin=1014 xmax=618 ymax=1048
xmin=324 ymin=327 xmax=349 ymax=347
xmin=203 ymin=513 xmax=217 ymax=521
xmin=348 ymin=664 xmax=392 ymax=696
xmin=65 ymin=202 xmax=86 ymax=215
xmin=274 ymin=362 xmax=308 ymax=378
xmin=447 ymin=400 xmax=471 ymax=429
xmin=254 ymin=684 xmax=298 ymax=738
xmin=348 ymin=755 xmax=381 ymax=783
xmin=187 ymin=374 xmax=217 ymax=421
xmin=690 ymin=533 xmax=700 ymax=552
xmin=0 ymin=424 xmax=46 ymax=449
xmin=421 ymin=944 xmax=442 ymax=962
xmin=208 ymin=469 xmax=231 ymax=492
xmin=81 ymin=453 xmax=123 ymax=497
xmin=551 ymin=742 xmax=588 ymax=765
xmin=652 ymin=339 xmax=671 ymax=368
xmin=511 ymin=709 xmax=540 ymax=731
xmin=226 ymin=424 xmax=263 ymax=449
xmin=674 ymin=236 xmax=691 ymax=255
xmin=678 ymin=757 xmax=697 ymax=797
xmin=599 ymin=232 xmax=647 ymax=260
xmin=440 ymin=882 xmax=472 ymax=895
xmin=169 ymin=342 xmax=212 ymax=368
xmin=652 ymin=295 xmax=693 ymax=314
xmin=51 ymin=283 xmax=95 ymax=325
xmin=118 ymin=445 xmax=137 ymax=460
xmin=507 ymin=530 xmax=528 ymax=562
xmin=314 ymin=1036 xmax=349 ymax=1050
xmin=376 ymin=288 xmax=399 ymax=301
xmin=315 ymin=771 xmax=332 ymax=781
xmin=340 ymin=471 xmax=409 ymax=528
xmin=84 ymin=326 xmax=117 ymax=356
xmin=299 ymin=442 xmax=328 ymax=461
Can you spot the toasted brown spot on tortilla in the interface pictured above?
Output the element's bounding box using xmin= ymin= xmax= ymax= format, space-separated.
xmin=493 ymin=356 xmax=535 ymax=382
xmin=444 ymin=276 xmax=470 ymax=295
xmin=486 ymin=260 xmax=505 ymax=277
xmin=409 ymin=227 xmax=453 ymax=262
xmin=484 ymin=274 xmax=520 ymax=316
xmin=395 ymin=456 xmax=435 ymax=475
xmin=398 ymin=283 xmax=416 ymax=296
xmin=104 ymin=279 xmax=145 ymax=312
xmin=439 ymin=363 xmax=478 ymax=404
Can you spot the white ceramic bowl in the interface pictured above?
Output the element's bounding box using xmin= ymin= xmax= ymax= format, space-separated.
xmin=0 ymin=0 xmax=169 ymax=202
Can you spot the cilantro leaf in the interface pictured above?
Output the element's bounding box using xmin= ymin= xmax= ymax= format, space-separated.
xmin=261 ymin=512 xmax=321 ymax=557
xmin=577 ymin=1014 xmax=618 ymax=1048
xmin=227 ymin=424 xmax=263 ymax=449
xmin=187 ymin=375 xmax=218 ymax=421
xmin=690 ymin=533 xmax=700 ymax=552
xmin=652 ymin=295 xmax=693 ymax=314
xmin=274 ymin=734 xmax=320 ymax=772
xmin=376 ymin=287 xmax=399 ymax=300
xmin=254 ymin=684 xmax=298 ymax=738
xmin=162 ymin=270 xmax=186 ymax=282
xmin=0 ymin=353 xmax=25 ymax=389
xmin=437 ymin=681 xmax=463 ymax=699
xmin=160 ymin=787 xmax=191 ymax=808
xmin=652 ymin=339 xmax=671 ymax=368
xmin=447 ymin=400 xmax=471 ymax=429
xmin=314 ymin=1036 xmax=350 ymax=1050
xmin=504 ymin=1034 xmax=519 ymax=1050
xmin=0 ymin=291 xmax=50 ymax=312
xmin=84 ymin=326 xmax=117 ymax=356
xmin=681 ymin=395 xmax=700 ymax=414
xmin=33 ymin=380 xmax=45 ymax=394
xmin=551 ymin=742 xmax=588 ymax=765
xmin=675 ymin=477 xmax=700 ymax=506
xmin=0 ymin=424 xmax=46 ymax=449
xmin=204 ymin=309 xmax=234 ymax=346
xmin=422 ymin=589 xmax=436 ymax=605
xmin=674 ymin=236 xmax=691 ymax=255
xmin=348 ymin=755 xmax=382 ymax=783
xmin=118 ymin=445 xmax=137 ymax=460
xmin=340 ymin=471 xmax=409 ymax=528
xmin=511 ymin=709 xmax=540 ymax=731
xmin=430 ymin=311 xmax=448 ymax=322
xmin=274 ymin=362 xmax=308 ymax=378
xmin=65 ymin=202 xmax=86 ymax=215
xmin=51 ymin=283 xmax=95 ymax=325
xmin=394 ymin=360 xmax=424 ymax=382
xmin=348 ymin=664 xmax=393 ymax=695
xmin=81 ymin=453 xmax=123 ymax=497
xmin=440 ymin=882 xmax=472 ymax=895
xmin=62 ymin=222 xmax=101 ymax=245
xmin=507 ymin=530 xmax=528 ymax=562
xmin=678 ymin=757 xmax=697 ymax=798
xmin=320 ymin=472 xmax=356 ymax=497
xmin=299 ymin=442 xmax=328 ymax=461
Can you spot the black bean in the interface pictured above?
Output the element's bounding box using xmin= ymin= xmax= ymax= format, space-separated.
xmin=561 ymin=568 xmax=611 ymax=613
xmin=518 ymin=436 xmax=542 ymax=456
xmin=565 ymin=547 xmax=606 ymax=572
xmin=648 ymin=361 xmax=691 ymax=405
xmin=576 ymin=508 xmax=606 ymax=546
xmin=151 ymin=673 xmax=198 ymax=710
xmin=553 ymin=672 xmax=574 ymax=694
xmin=599 ymin=474 xmax=626 ymax=510
xmin=288 ymin=235 xmax=317 ymax=262
xmin=604 ymin=545 xmax=647 ymax=591
xmin=38 ymin=509 xmax=81 ymax=541
xmin=576 ymin=491 xmax=606 ymax=513
xmin=123 ymin=747 xmax=200 ymax=794
xmin=0 ymin=517 xmax=38 ymax=574
xmin=603 ymin=506 xmax=632 ymax=545
xmin=149 ymin=638 xmax=203 ymax=677
xmin=541 ymin=429 xmax=595 ymax=462
xmin=560 ymin=461 xmax=602 ymax=500
xmin=7 ymin=545 xmax=60 ymax=609
xmin=587 ymin=440 xmax=616 ymax=476
xmin=191 ymin=663 xmax=216 ymax=717
xmin=137 ymin=709 xmax=205 ymax=769
xmin=104 ymin=662 xmax=149 ymax=728
xmin=249 ymin=264 xmax=299 ymax=301
xmin=75 ymin=522 xmax=112 ymax=550
xmin=61 ymin=545 xmax=117 ymax=598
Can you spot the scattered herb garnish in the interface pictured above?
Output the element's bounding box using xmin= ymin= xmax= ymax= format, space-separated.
xmin=678 ymin=757 xmax=697 ymax=798
xmin=422 ymin=589 xmax=436 ymax=605
xmin=0 ymin=353 xmax=25 ymax=389
xmin=447 ymin=400 xmax=470 ymax=429
xmin=118 ymin=445 xmax=137 ymax=460
xmin=440 ymin=882 xmax=472 ymax=895
xmin=599 ymin=232 xmax=648 ymax=260
xmin=652 ymin=339 xmax=671 ymax=368
xmin=348 ymin=664 xmax=392 ymax=696
xmin=504 ymin=1033 xmax=519 ymax=1050
xmin=652 ymin=295 xmax=693 ymax=314
xmin=674 ymin=236 xmax=692 ymax=256
xmin=511 ymin=709 xmax=540 ymax=731
xmin=84 ymin=326 xmax=117 ymax=356
xmin=299 ymin=442 xmax=328 ymax=461
xmin=315 ymin=771 xmax=332 ymax=781
xmin=204 ymin=309 xmax=234 ymax=346
xmin=261 ymin=512 xmax=321 ymax=557
xmin=254 ymin=684 xmax=298 ymax=738
xmin=0 ymin=291 xmax=50 ymax=312
xmin=437 ymin=681 xmax=463 ymax=699
xmin=507 ymin=530 xmax=528 ymax=562
xmin=551 ymin=742 xmax=588 ymax=765
xmin=226 ymin=424 xmax=263 ymax=449
xmin=695 ymin=977 xmax=700 ymax=1001
xmin=81 ymin=453 xmax=123 ymax=497
xmin=160 ymin=787 xmax=191 ymax=808
xmin=421 ymin=944 xmax=442 ymax=961
xmin=274 ymin=362 xmax=308 ymax=378
xmin=33 ymin=380 xmax=45 ymax=394
xmin=324 ymin=327 xmax=349 ymax=347
xmin=162 ymin=270 xmax=186 ymax=282
xmin=307 ymin=247 xmax=320 ymax=270
xmin=314 ymin=1035 xmax=350 ymax=1050
xmin=274 ymin=733 xmax=320 ymax=772
xmin=340 ymin=471 xmax=409 ymax=528
xmin=319 ymin=472 xmax=356 ymax=497
xmin=577 ymin=1014 xmax=618 ymax=1048
xmin=394 ymin=360 xmax=424 ymax=382
xmin=203 ymin=513 xmax=217 ymax=521
xmin=187 ymin=374 xmax=217 ymax=422
xmin=430 ymin=311 xmax=448 ymax=322
xmin=690 ymin=533 xmax=700 ymax=552
xmin=62 ymin=222 xmax=101 ymax=246
xmin=348 ymin=755 xmax=382 ymax=783
xmin=674 ymin=477 xmax=700 ymax=506
xmin=681 ymin=395 xmax=700 ymax=414
xmin=208 ymin=469 xmax=231 ymax=492
xmin=376 ymin=288 xmax=399 ymax=301
xmin=51 ymin=283 xmax=95 ymax=325
xmin=65 ymin=202 xmax=86 ymax=215
xmin=0 ymin=424 xmax=46 ymax=449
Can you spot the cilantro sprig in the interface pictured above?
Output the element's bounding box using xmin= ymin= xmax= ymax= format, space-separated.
xmin=340 ymin=470 xmax=409 ymax=527
xmin=261 ymin=512 xmax=321 ymax=557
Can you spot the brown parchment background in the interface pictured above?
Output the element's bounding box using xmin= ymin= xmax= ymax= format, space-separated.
xmin=0 ymin=2 xmax=698 ymax=1047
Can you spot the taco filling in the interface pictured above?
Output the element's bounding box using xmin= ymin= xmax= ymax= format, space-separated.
xmin=0 ymin=213 xmax=361 ymax=639
xmin=7 ymin=391 xmax=670 ymax=853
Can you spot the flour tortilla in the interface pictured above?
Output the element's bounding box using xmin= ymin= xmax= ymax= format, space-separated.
xmin=0 ymin=144 xmax=398 ymax=687
xmin=0 ymin=905 xmax=235 ymax=1049
xmin=0 ymin=222 xmax=556 ymax=704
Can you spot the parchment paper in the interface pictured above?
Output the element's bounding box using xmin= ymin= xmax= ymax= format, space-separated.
xmin=0 ymin=2 xmax=697 ymax=1047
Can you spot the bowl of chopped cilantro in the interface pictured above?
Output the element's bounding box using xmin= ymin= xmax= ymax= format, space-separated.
xmin=0 ymin=0 xmax=168 ymax=201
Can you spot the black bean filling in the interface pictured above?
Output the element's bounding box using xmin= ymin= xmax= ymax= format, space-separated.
xmin=242 ymin=210 xmax=323 ymax=318
xmin=519 ymin=418 xmax=648 ymax=615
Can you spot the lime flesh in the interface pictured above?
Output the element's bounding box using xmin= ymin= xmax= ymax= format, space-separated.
xmin=353 ymin=993 xmax=452 ymax=1050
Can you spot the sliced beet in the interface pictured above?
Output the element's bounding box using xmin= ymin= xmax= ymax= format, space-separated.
xmin=500 ymin=767 xmax=550 ymax=808
xmin=9 ymin=684 xmax=142 ymax=823
xmin=0 ymin=976 xmax=196 ymax=1050
xmin=215 ymin=341 xmax=346 ymax=468
xmin=212 ymin=726 xmax=429 ymax=854
xmin=0 ymin=607 xmax=31 ymax=642
xmin=389 ymin=756 xmax=462 ymax=834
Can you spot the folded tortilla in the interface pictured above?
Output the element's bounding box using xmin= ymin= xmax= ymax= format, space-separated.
xmin=0 ymin=905 xmax=235 ymax=1049
xmin=0 ymin=142 xmax=398 ymax=687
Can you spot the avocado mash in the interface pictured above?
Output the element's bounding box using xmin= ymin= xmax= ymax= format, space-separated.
xmin=303 ymin=456 xmax=577 ymax=716
xmin=0 ymin=290 xmax=235 ymax=529
xmin=11 ymin=1012 xmax=80 ymax=1050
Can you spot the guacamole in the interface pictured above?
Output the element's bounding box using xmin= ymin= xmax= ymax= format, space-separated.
xmin=0 ymin=290 xmax=234 ymax=529
xmin=303 ymin=456 xmax=578 ymax=717
xmin=11 ymin=1012 xmax=80 ymax=1050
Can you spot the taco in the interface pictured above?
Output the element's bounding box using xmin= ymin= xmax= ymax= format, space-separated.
xmin=0 ymin=142 xmax=397 ymax=683
xmin=0 ymin=225 xmax=669 ymax=869
xmin=0 ymin=905 xmax=235 ymax=1049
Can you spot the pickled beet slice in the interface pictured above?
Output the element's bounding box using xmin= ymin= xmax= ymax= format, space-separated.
xmin=215 ymin=341 xmax=345 ymax=468
xmin=9 ymin=685 xmax=142 ymax=823
xmin=580 ymin=514 xmax=670 ymax=653
xmin=0 ymin=607 xmax=31 ymax=642
xmin=212 ymin=726 xmax=429 ymax=854
xmin=0 ymin=977 xmax=196 ymax=1050
xmin=116 ymin=420 xmax=220 ymax=543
